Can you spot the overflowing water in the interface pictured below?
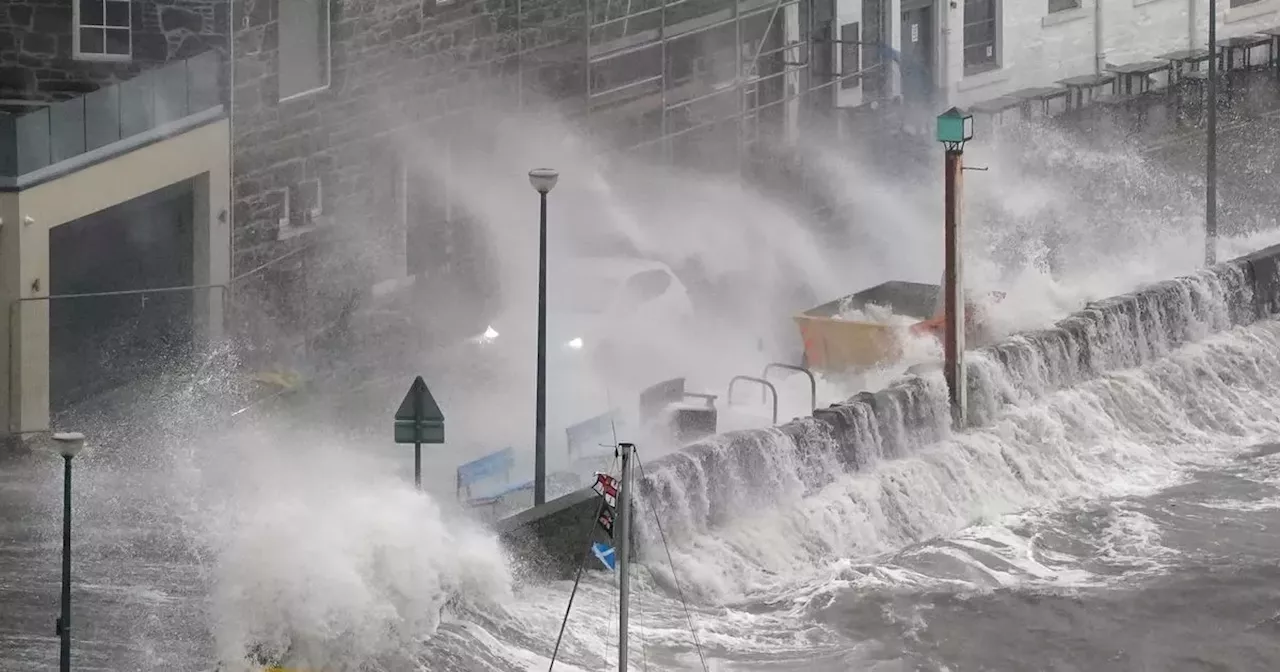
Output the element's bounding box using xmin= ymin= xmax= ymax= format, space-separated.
xmin=5 ymin=232 xmax=1278 ymax=670
xmin=376 ymin=107 xmax=1280 ymax=485
xmin=191 ymin=272 xmax=1280 ymax=671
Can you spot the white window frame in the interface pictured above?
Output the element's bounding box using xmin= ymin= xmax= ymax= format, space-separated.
xmin=1225 ymin=0 xmax=1279 ymax=22
xmin=962 ymin=0 xmax=1001 ymax=76
xmin=73 ymin=0 xmax=133 ymax=62
xmin=276 ymin=177 xmax=324 ymax=240
xmin=402 ymin=142 xmax=457 ymax=279
xmin=278 ymin=0 xmax=333 ymax=102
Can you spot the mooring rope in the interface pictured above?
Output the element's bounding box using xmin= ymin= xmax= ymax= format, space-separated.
xmin=547 ymin=493 xmax=608 ymax=671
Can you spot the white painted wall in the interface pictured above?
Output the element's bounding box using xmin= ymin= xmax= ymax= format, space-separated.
xmin=0 ymin=119 xmax=231 ymax=439
xmin=941 ymin=0 xmax=1280 ymax=107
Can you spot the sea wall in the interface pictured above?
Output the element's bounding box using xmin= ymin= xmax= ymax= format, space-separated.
xmin=500 ymin=244 xmax=1279 ymax=575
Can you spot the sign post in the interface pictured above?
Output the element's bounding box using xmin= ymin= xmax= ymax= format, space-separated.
xmin=393 ymin=376 xmax=445 ymax=489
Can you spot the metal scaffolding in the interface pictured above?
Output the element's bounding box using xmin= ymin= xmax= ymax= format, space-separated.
xmin=447 ymin=0 xmax=896 ymax=167
xmin=575 ymin=0 xmax=894 ymax=166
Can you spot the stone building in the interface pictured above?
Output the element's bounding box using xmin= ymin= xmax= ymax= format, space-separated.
xmin=224 ymin=0 xmax=897 ymax=377
xmin=226 ymin=0 xmax=528 ymax=365
xmin=1 ymin=0 xmax=228 ymax=98
xmin=1 ymin=0 xmax=898 ymax=441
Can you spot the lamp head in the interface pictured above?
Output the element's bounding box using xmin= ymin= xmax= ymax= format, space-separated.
xmin=52 ymin=432 xmax=86 ymax=459
xmin=528 ymin=168 xmax=559 ymax=194
xmin=935 ymin=106 xmax=975 ymax=151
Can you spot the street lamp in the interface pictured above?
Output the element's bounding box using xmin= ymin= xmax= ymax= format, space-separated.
xmin=528 ymin=168 xmax=559 ymax=506
xmin=51 ymin=431 xmax=85 ymax=672
xmin=935 ymin=107 xmax=973 ymax=428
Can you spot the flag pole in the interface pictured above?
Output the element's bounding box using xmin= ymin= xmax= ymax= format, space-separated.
xmin=616 ymin=442 xmax=634 ymax=672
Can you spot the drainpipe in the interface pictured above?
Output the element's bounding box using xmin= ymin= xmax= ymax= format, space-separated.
xmin=1188 ymin=0 xmax=1197 ymax=50
xmin=939 ymin=0 xmax=952 ymax=108
xmin=227 ymin=0 xmax=236 ymax=285
xmin=1094 ymin=0 xmax=1105 ymax=75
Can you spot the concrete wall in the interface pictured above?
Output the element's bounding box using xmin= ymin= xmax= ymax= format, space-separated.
xmin=495 ymin=488 xmax=613 ymax=578
xmin=944 ymin=0 xmax=1280 ymax=107
xmin=499 ymin=242 xmax=1280 ymax=578
xmin=0 ymin=117 xmax=231 ymax=439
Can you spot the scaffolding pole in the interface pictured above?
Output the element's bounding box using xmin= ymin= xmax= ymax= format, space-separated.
xmin=574 ymin=0 xmax=890 ymax=169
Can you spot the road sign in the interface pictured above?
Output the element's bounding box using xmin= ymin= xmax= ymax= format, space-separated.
xmin=393 ymin=376 xmax=445 ymax=445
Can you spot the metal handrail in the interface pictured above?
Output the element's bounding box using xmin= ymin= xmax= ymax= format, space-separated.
xmin=761 ymin=362 xmax=815 ymax=412
xmin=727 ymin=375 xmax=777 ymax=424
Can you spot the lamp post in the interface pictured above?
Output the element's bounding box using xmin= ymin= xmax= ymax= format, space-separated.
xmin=1206 ymin=0 xmax=1218 ymax=266
xmin=52 ymin=431 xmax=85 ymax=672
xmin=528 ymin=168 xmax=559 ymax=507
xmin=935 ymin=108 xmax=974 ymax=429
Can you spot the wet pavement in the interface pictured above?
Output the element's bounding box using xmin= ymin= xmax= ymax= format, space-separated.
xmin=0 ymin=451 xmax=211 ymax=670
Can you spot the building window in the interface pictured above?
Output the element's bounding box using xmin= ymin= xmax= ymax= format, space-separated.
xmin=963 ymin=0 xmax=999 ymax=75
xmin=815 ymin=21 xmax=835 ymax=86
xmin=278 ymin=0 xmax=331 ymax=100
xmin=74 ymin=0 xmax=132 ymax=61
xmin=1049 ymin=0 xmax=1080 ymax=12
xmin=840 ymin=22 xmax=861 ymax=90
xmin=404 ymin=167 xmax=452 ymax=278
xmin=1230 ymin=0 xmax=1263 ymax=6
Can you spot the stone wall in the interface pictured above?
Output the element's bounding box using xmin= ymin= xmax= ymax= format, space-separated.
xmin=497 ymin=243 xmax=1280 ymax=575
xmin=0 ymin=0 xmax=227 ymax=100
xmin=227 ymin=0 xmax=587 ymax=360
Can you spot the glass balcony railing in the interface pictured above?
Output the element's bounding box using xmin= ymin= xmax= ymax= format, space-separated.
xmin=0 ymin=50 xmax=222 ymax=180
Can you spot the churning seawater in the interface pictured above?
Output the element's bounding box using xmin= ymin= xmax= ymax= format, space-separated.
xmin=393 ymin=292 xmax=1280 ymax=670
xmin=5 ymin=280 xmax=1280 ymax=671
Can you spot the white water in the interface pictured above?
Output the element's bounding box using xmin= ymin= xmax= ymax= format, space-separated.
xmin=168 ymin=85 xmax=1280 ymax=669
xmin=348 ymin=95 xmax=1280 ymax=494
xmin=198 ymin=275 xmax=1280 ymax=669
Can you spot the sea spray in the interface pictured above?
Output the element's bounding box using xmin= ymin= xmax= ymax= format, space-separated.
xmin=203 ymin=432 xmax=513 ymax=671
xmin=634 ymin=258 xmax=1256 ymax=556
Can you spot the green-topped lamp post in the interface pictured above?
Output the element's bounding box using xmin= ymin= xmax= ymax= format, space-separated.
xmin=936 ymin=107 xmax=973 ymax=429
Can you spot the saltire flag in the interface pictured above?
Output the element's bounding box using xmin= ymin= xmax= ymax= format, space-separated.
xmin=592 ymin=542 xmax=617 ymax=571
xmin=597 ymin=505 xmax=615 ymax=538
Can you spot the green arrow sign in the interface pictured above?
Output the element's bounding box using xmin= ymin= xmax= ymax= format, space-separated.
xmin=394 ymin=375 xmax=445 ymax=445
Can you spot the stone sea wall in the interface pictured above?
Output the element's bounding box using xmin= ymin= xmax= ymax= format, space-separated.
xmin=501 ymin=244 xmax=1279 ymax=576
xmin=634 ymin=246 xmax=1273 ymax=541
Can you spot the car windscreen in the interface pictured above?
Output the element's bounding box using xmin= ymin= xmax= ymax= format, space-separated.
xmin=556 ymin=267 xmax=673 ymax=314
xmin=559 ymin=279 xmax=619 ymax=313
xmin=617 ymin=269 xmax=672 ymax=306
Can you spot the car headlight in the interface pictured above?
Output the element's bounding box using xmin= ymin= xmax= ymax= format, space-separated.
xmin=472 ymin=325 xmax=500 ymax=344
